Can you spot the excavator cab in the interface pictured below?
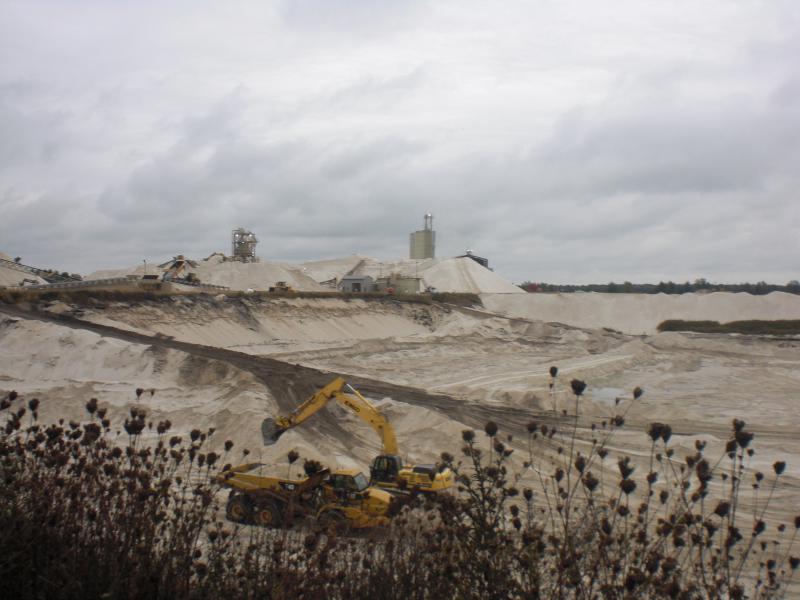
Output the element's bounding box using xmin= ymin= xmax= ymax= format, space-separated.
xmin=370 ymin=454 xmax=403 ymax=484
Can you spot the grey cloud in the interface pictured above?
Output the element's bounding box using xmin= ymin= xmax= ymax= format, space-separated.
xmin=320 ymin=136 xmax=427 ymax=180
xmin=1 ymin=1 xmax=799 ymax=284
xmin=771 ymin=77 xmax=800 ymax=107
xmin=279 ymin=0 xmax=430 ymax=34
xmin=0 ymin=88 xmax=71 ymax=167
xmin=325 ymin=66 xmax=431 ymax=110
xmin=535 ymin=104 xmax=799 ymax=198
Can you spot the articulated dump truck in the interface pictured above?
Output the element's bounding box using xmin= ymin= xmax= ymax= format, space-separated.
xmin=218 ymin=463 xmax=400 ymax=530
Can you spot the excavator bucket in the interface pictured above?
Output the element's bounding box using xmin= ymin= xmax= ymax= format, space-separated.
xmin=261 ymin=418 xmax=285 ymax=446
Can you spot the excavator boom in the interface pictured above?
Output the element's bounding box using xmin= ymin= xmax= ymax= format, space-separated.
xmin=262 ymin=377 xmax=399 ymax=455
xmin=263 ymin=377 xmax=454 ymax=495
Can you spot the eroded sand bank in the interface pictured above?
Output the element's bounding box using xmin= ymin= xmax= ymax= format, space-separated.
xmin=2 ymin=291 xmax=798 ymax=536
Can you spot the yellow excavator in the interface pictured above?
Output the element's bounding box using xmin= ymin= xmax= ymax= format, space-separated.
xmin=261 ymin=377 xmax=454 ymax=494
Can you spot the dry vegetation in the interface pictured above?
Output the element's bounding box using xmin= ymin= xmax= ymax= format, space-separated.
xmin=657 ymin=320 xmax=800 ymax=336
xmin=2 ymin=383 xmax=798 ymax=599
xmin=0 ymin=288 xmax=481 ymax=309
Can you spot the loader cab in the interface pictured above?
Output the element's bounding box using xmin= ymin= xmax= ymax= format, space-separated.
xmin=370 ymin=454 xmax=403 ymax=484
xmin=330 ymin=471 xmax=369 ymax=493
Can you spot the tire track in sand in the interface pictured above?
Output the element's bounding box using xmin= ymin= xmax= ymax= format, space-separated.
xmin=2 ymin=304 xmax=796 ymax=447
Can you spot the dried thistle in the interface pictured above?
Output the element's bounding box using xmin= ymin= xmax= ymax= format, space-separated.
xmin=570 ymin=379 xmax=587 ymax=396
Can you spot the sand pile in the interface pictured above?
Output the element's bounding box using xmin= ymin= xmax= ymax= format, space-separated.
xmin=482 ymin=291 xmax=800 ymax=335
xmin=297 ymin=256 xmax=365 ymax=283
xmin=419 ymin=257 xmax=523 ymax=294
xmin=342 ymin=256 xmax=524 ymax=294
xmin=86 ymin=252 xmax=523 ymax=294
xmin=191 ymin=256 xmax=324 ymax=291
xmin=0 ymin=251 xmax=47 ymax=287
xmin=86 ymin=264 xmax=145 ymax=279
xmin=0 ymin=316 xmax=272 ymax=449
xmin=0 ymin=265 xmax=46 ymax=287
xmin=0 ymin=315 xmax=464 ymax=473
xmin=88 ymin=255 xmax=325 ymax=291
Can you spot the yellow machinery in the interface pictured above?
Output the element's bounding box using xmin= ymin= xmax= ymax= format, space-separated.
xmin=218 ymin=463 xmax=394 ymax=529
xmin=261 ymin=377 xmax=454 ymax=494
xmin=159 ymin=255 xmax=199 ymax=281
xmin=268 ymin=281 xmax=295 ymax=292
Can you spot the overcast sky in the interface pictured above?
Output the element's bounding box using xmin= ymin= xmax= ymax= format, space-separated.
xmin=1 ymin=1 xmax=798 ymax=284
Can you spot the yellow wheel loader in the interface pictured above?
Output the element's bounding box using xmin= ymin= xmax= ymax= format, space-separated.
xmin=261 ymin=377 xmax=454 ymax=495
xmin=218 ymin=463 xmax=396 ymax=530
xmin=268 ymin=281 xmax=295 ymax=292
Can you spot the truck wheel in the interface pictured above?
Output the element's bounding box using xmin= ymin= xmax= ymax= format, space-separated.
xmin=226 ymin=494 xmax=253 ymax=524
xmin=318 ymin=510 xmax=347 ymax=532
xmin=253 ymin=501 xmax=282 ymax=528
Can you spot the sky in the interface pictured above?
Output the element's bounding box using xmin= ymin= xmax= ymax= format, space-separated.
xmin=1 ymin=0 xmax=798 ymax=285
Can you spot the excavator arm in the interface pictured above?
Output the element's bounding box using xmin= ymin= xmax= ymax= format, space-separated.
xmin=262 ymin=377 xmax=399 ymax=455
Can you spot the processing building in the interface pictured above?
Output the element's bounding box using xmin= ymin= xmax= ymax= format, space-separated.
xmin=409 ymin=213 xmax=436 ymax=259
xmin=231 ymin=228 xmax=259 ymax=262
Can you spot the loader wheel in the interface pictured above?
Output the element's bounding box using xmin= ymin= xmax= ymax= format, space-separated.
xmin=253 ymin=501 xmax=282 ymax=528
xmin=226 ymin=494 xmax=253 ymax=524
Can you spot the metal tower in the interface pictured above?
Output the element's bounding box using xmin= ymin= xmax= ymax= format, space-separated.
xmin=231 ymin=228 xmax=259 ymax=262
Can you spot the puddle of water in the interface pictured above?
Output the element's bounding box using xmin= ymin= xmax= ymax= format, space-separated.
xmin=591 ymin=387 xmax=625 ymax=407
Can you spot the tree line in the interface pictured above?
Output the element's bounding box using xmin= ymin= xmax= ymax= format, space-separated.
xmin=520 ymin=278 xmax=800 ymax=295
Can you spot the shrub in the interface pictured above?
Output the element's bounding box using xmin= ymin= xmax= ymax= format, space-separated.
xmin=657 ymin=320 xmax=800 ymax=335
xmin=433 ymin=389 xmax=799 ymax=598
xmin=1 ymin=387 xmax=797 ymax=599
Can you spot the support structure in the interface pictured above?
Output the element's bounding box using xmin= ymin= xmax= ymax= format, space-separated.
xmin=231 ymin=228 xmax=259 ymax=262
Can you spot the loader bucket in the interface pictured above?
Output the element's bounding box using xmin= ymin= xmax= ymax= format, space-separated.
xmin=261 ymin=418 xmax=285 ymax=446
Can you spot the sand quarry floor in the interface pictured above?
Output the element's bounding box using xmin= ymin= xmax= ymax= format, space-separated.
xmin=1 ymin=292 xmax=799 ymax=544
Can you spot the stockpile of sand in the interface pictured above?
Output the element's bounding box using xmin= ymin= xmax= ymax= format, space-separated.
xmin=348 ymin=257 xmax=436 ymax=281
xmin=0 ymin=317 xmax=272 ymax=449
xmin=297 ymin=256 xmax=365 ymax=283
xmin=0 ymin=316 xmax=464 ymax=473
xmin=343 ymin=256 xmax=524 ymax=294
xmin=419 ymin=257 xmax=523 ymax=294
xmin=0 ymin=252 xmax=47 ymax=287
xmin=87 ymin=264 xmax=149 ymax=279
xmin=88 ymin=255 xmax=325 ymax=292
xmin=0 ymin=265 xmax=46 ymax=287
xmin=192 ymin=256 xmax=324 ymax=291
xmin=482 ymin=291 xmax=800 ymax=335
xmin=88 ymin=254 xmax=523 ymax=294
